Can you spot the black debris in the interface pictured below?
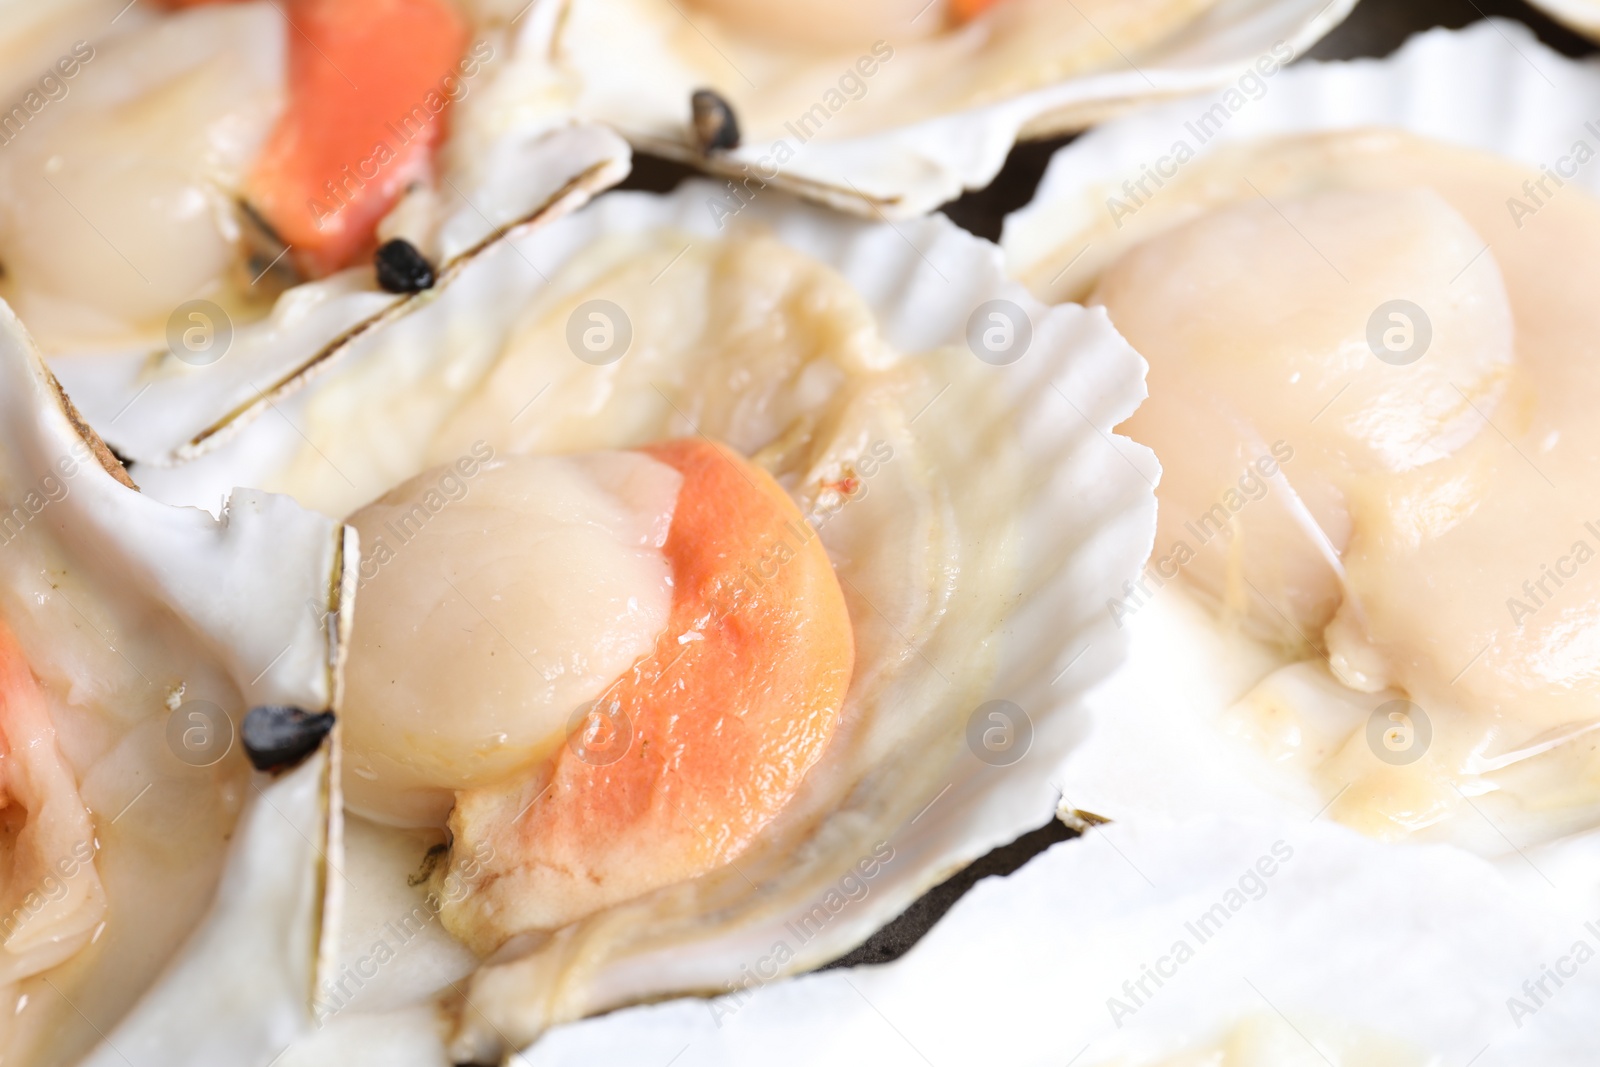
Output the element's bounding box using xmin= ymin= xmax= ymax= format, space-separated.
xmin=690 ymin=88 xmax=740 ymax=153
xmin=374 ymin=238 xmax=437 ymax=294
xmin=242 ymin=705 xmax=336 ymax=772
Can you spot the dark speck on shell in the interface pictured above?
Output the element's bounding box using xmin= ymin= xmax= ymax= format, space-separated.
xmin=374 ymin=238 xmax=437 ymax=294
xmin=691 ymin=89 xmax=741 ymax=153
xmin=242 ymin=705 xmax=336 ymax=772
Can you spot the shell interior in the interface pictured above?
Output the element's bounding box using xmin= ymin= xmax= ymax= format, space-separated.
xmin=138 ymin=180 xmax=1157 ymax=1058
xmin=0 ymin=304 xmax=349 ymax=1063
xmin=513 ymin=0 xmax=1356 ymax=219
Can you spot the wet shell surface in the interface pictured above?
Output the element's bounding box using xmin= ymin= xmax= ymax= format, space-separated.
xmin=502 ymin=0 xmax=1355 ymax=219
xmin=0 ymin=302 xmax=350 ymax=1065
xmin=139 ymin=180 xmax=1157 ymax=1061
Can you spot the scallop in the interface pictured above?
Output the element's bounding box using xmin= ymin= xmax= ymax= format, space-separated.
xmin=0 ymin=4 xmax=285 ymax=347
xmin=1005 ymin=22 xmax=1600 ymax=856
xmin=499 ymin=0 xmax=1355 ymax=219
xmin=12 ymin=0 xmax=632 ymax=468
xmin=1096 ymin=184 xmax=1514 ymax=637
xmin=0 ymin=300 xmax=350 ymax=1065
xmin=341 ymin=450 xmax=681 ymax=827
xmin=138 ymin=181 xmax=1157 ymax=1062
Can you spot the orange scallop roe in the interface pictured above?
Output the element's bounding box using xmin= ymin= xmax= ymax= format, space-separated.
xmin=170 ymin=0 xmax=469 ymax=276
xmin=951 ymin=0 xmax=1004 ymax=20
xmin=0 ymin=616 xmax=103 ymax=921
xmin=251 ymin=0 xmax=467 ymax=275
xmin=440 ymin=438 xmax=855 ymax=950
xmin=0 ymin=618 xmax=58 ymax=811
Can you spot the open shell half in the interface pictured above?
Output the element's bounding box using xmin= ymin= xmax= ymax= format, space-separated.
xmin=138 ymin=181 xmax=1157 ymax=1061
xmin=0 ymin=301 xmax=353 ymax=1065
xmin=1001 ymin=19 xmax=1600 ymax=855
xmin=11 ymin=1 xmax=631 ymax=468
xmin=496 ymin=0 xmax=1356 ymax=220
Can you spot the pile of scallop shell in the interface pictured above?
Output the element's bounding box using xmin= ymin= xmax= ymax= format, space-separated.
xmin=12 ymin=2 xmax=1600 ymax=1066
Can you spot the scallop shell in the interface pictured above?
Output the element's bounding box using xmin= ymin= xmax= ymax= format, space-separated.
xmin=504 ymin=24 xmax=1600 ymax=1066
xmin=1001 ymin=19 xmax=1600 ymax=842
xmin=140 ymin=180 xmax=1157 ymax=1060
xmin=79 ymin=749 xmax=343 ymax=1067
xmin=514 ymin=814 xmax=1600 ymax=1066
xmin=0 ymin=303 xmax=352 ymax=1063
xmin=1005 ymin=19 xmax=1600 ymax=301
xmin=502 ymin=0 xmax=1355 ymax=220
xmin=43 ymin=4 xmax=630 ymax=468
xmin=52 ymin=124 xmax=626 ymax=468
xmin=828 ymin=21 xmax=1600 ymax=1063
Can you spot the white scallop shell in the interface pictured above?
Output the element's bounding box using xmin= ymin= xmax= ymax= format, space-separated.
xmin=141 ymin=180 xmax=1157 ymax=1059
xmin=516 ymin=814 xmax=1600 ymax=1066
xmin=79 ymin=749 xmax=343 ymax=1067
xmin=53 ymin=124 xmax=626 ymax=469
xmin=0 ymin=304 xmax=351 ymax=1063
xmin=506 ymin=23 xmax=1600 ymax=1067
xmin=1002 ymin=19 xmax=1600 ymax=841
xmin=504 ymin=0 xmax=1355 ymax=220
xmin=43 ymin=6 xmax=630 ymax=469
xmin=631 ymin=20 xmax=1600 ymax=1065
xmin=1005 ymin=19 xmax=1600 ymax=293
